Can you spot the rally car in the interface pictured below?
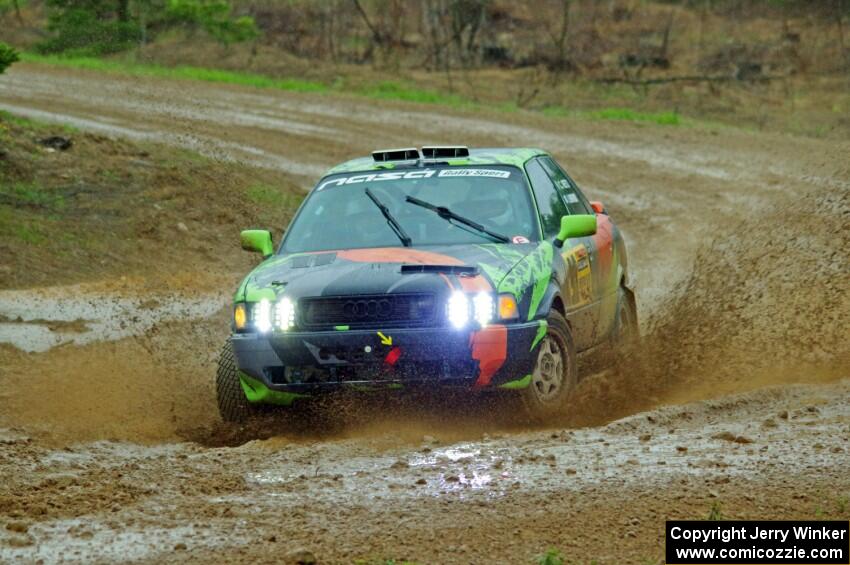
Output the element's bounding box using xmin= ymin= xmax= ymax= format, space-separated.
xmin=217 ymin=146 xmax=637 ymax=422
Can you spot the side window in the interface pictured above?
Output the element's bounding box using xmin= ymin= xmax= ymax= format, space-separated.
xmin=539 ymin=156 xmax=592 ymax=215
xmin=526 ymin=159 xmax=569 ymax=238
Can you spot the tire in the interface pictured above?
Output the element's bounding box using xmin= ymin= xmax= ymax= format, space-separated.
xmin=216 ymin=340 xmax=258 ymax=423
xmin=520 ymin=310 xmax=578 ymax=423
xmin=610 ymin=286 xmax=641 ymax=370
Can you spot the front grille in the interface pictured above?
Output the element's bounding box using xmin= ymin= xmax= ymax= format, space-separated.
xmin=299 ymin=293 xmax=437 ymax=330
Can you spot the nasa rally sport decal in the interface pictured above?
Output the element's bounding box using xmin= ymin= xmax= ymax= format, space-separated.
xmin=317 ymin=168 xmax=512 ymax=190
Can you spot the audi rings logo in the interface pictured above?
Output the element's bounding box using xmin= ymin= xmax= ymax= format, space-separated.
xmin=343 ymin=298 xmax=393 ymax=319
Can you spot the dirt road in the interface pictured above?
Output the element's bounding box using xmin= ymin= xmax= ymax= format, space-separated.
xmin=0 ymin=63 xmax=848 ymax=563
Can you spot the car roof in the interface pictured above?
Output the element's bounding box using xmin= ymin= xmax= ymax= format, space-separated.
xmin=324 ymin=147 xmax=548 ymax=176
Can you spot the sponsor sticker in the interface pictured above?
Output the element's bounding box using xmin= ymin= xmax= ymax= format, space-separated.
xmin=317 ymin=168 xmax=511 ymax=190
xmin=437 ymin=169 xmax=511 ymax=179
xmin=511 ymin=235 xmax=530 ymax=244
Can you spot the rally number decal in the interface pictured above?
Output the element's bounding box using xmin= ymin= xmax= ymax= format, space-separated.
xmin=564 ymin=244 xmax=592 ymax=307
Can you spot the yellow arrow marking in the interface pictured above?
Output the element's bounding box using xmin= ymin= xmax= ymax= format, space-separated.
xmin=377 ymin=331 xmax=392 ymax=346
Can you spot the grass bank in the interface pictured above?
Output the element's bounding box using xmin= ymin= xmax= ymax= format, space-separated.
xmin=21 ymin=53 xmax=682 ymax=127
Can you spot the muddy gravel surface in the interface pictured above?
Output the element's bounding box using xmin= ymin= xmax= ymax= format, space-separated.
xmin=0 ymin=64 xmax=849 ymax=563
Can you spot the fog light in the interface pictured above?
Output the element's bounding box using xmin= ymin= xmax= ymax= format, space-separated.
xmin=498 ymin=294 xmax=519 ymax=321
xmin=254 ymin=299 xmax=272 ymax=333
xmin=275 ymin=298 xmax=295 ymax=331
xmin=233 ymin=303 xmax=247 ymax=330
xmin=473 ymin=292 xmax=494 ymax=327
xmin=447 ymin=292 xmax=470 ymax=329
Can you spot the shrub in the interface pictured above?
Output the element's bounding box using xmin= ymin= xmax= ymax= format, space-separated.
xmin=37 ymin=3 xmax=142 ymax=55
xmin=0 ymin=42 xmax=19 ymax=74
xmin=36 ymin=0 xmax=259 ymax=55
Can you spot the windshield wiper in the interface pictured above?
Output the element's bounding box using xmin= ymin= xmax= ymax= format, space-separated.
xmin=365 ymin=188 xmax=412 ymax=247
xmin=405 ymin=195 xmax=510 ymax=244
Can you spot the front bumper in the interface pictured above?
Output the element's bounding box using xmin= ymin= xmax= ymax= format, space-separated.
xmin=231 ymin=320 xmax=546 ymax=398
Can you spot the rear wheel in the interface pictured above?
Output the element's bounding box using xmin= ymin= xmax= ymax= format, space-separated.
xmin=610 ymin=286 xmax=642 ymax=374
xmin=216 ymin=340 xmax=259 ymax=423
xmin=520 ymin=311 xmax=578 ymax=422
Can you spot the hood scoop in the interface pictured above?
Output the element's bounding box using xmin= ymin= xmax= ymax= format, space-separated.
xmin=290 ymin=253 xmax=337 ymax=269
xmin=400 ymin=264 xmax=479 ymax=276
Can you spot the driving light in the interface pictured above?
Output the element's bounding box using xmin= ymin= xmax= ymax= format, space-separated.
xmin=275 ymin=298 xmax=295 ymax=331
xmin=473 ymin=292 xmax=495 ymax=327
xmin=233 ymin=303 xmax=247 ymax=330
xmin=447 ymin=292 xmax=470 ymax=329
xmin=254 ymin=299 xmax=272 ymax=333
xmin=498 ymin=294 xmax=519 ymax=321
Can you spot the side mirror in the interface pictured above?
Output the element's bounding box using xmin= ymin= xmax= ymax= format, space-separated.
xmin=554 ymin=215 xmax=596 ymax=248
xmin=240 ymin=229 xmax=274 ymax=258
xmin=589 ymin=201 xmax=606 ymax=215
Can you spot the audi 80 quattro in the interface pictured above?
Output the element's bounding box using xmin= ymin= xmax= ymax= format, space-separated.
xmin=217 ymin=146 xmax=637 ymax=422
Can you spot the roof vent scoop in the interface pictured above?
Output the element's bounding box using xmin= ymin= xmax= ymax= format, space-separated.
xmin=372 ymin=148 xmax=421 ymax=162
xmin=421 ymin=146 xmax=469 ymax=159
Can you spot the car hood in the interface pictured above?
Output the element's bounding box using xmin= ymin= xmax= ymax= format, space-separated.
xmin=235 ymin=243 xmax=544 ymax=304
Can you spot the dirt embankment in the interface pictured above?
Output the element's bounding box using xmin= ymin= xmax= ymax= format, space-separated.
xmin=0 ymin=112 xmax=303 ymax=289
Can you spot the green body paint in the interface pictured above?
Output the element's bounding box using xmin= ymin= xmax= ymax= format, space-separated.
xmin=239 ymin=372 xmax=308 ymax=405
xmin=530 ymin=320 xmax=548 ymax=351
xmin=499 ymin=374 xmax=532 ymax=389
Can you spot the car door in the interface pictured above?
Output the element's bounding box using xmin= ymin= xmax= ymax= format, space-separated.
xmin=540 ymin=156 xmax=620 ymax=344
xmin=524 ymin=157 xmax=596 ymax=350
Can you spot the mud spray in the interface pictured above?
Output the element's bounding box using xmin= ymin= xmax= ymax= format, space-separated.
xmin=0 ymin=187 xmax=847 ymax=446
xmin=571 ymin=184 xmax=849 ymax=426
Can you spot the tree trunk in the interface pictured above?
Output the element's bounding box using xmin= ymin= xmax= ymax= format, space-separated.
xmin=555 ymin=0 xmax=571 ymax=71
xmin=8 ymin=0 xmax=22 ymax=24
xmin=117 ymin=0 xmax=130 ymax=22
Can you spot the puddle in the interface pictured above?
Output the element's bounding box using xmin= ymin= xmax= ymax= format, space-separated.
xmin=0 ymin=285 xmax=227 ymax=352
xmin=0 ymin=521 xmax=225 ymax=563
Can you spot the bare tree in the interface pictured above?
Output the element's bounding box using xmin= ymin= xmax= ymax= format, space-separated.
xmin=545 ymin=0 xmax=572 ymax=72
xmin=448 ymin=0 xmax=487 ymax=68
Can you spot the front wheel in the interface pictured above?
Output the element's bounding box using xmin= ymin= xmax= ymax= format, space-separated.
xmin=216 ymin=340 xmax=260 ymax=423
xmin=519 ymin=311 xmax=578 ymax=423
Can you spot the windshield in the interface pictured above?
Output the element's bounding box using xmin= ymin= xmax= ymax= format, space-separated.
xmin=281 ymin=165 xmax=538 ymax=253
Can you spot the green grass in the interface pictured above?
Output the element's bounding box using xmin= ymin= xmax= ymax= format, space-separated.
xmin=0 ymin=207 xmax=48 ymax=245
xmin=13 ymin=224 xmax=47 ymax=244
xmin=22 ymin=53 xmax=327 ymax=93
xmin=245 ymin=184 xmax=303 ymax=209
xmin=362 ymin=80 xmax=466 ymax=107
xmin=0 ymin=110 xmax=33 ymax=129
xmin=0 ymin=109 xmax=77 ymax=135
xmin=707 ymin=501 xmax=724 ymax=521
xmin=354 ymin=559 xmax=419 ymax=565
xmin=535 ymin=548 xmax=566 ymax=565
xmin=543 ymin=105 xmax=680 ymax=126
xmin=22 ymin=53 xmax=463 ymax=107
xmin=0 ymin=181 xmax=64 ymax=209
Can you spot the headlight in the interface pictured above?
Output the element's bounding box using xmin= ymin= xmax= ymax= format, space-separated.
xmin=447 ymin=292 xmax=470 ymax=329
xmin=275 ymin=298 xmax=295 ymax=331
xmin=252 ymin=298 xmax=296 ymax=332
xmin=473 ymin=292 xmax=494 ymax=327
xmin=253 ymin=298 xmax=272 ymax=333
xmin=448 ymin=292 xmax=496 ymax=329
